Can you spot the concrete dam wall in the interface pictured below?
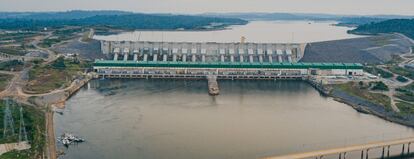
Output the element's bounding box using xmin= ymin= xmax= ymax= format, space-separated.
xmin=101 ymin=41 xmax=306 ymax=63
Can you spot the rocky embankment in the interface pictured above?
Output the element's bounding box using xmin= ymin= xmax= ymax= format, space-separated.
xmin=52 ymin=39 xmax=105 ymax=60
xmin=330 ymin=88 xmax=414 ymax=128
xmin=300 ymin=34 xmax=412 ymax=64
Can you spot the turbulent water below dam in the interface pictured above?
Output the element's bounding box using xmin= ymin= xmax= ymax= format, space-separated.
xmin=55 ymin=79 xmax=414 ymax=159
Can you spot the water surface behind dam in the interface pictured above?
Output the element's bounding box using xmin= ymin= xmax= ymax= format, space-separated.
xmin=93 ymin=21 xmax=363 ymax=43
xmin=55 ymin=80 xmax=414 ymax=159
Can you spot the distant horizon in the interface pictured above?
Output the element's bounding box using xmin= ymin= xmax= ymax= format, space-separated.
xmin=0 ymin=10 xmax=413 ymax=17
xmin=1 ymin=0 xmax=413 ymax=16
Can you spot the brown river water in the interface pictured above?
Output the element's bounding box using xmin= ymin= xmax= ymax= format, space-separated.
xmin=55 ymin=79 xmax=414 ymax=159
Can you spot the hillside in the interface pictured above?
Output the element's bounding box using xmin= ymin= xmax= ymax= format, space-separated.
xmin=0 ymin=10 xmax=131 ymax=20
xmin=300 ymin=34 xmax=413 ymax=64
xmin=350 ymin=19 xmax=414 ymax=39
xmin=0 ymin=13 xmax=247 ymax=31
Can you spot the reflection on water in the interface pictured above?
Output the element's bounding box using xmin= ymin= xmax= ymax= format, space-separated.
xmin=93 ymin=21 xmax=363 ymax=43
xmin=55 ymin=79 xmax=414 ymax=159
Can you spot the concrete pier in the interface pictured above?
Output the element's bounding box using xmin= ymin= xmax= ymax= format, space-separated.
xmin=143 ymin=54 xmax=148 ymax=62
xmin=123 ymin=53 xmax=128 ymax=61
xmin=133 ymin=53 xmax=138 ymax=61
xmin=153 ymin=54 xmax=158 ymax=62
xmin=278 ymin=55 xmax=283 ymax=62
xmin=182 ymin=55 xmax=187 ymax=62
xmin=173 ymin=54 xmax=177 ymax=62
xmin=113 ymin=53 xmax=118 ymax=61
xmin=207 ymin=75 xmax=219 ymax=95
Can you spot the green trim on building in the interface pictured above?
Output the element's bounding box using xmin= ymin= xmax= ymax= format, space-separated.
xmin=93 ymin=60 xmax=363 ymax=70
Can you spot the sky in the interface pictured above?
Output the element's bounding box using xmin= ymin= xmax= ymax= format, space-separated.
xmin=0 ymin=0 xmax=413 ymax=15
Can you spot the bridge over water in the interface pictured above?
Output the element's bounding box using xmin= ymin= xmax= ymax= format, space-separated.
xmin=264 ymin=137 xmax=414 ymax=159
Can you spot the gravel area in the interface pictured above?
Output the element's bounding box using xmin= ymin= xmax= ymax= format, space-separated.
xmin=52 ymin=39 xmax=105 ymax=60
xmin=301 ymin=34 xmax=413 ymax=64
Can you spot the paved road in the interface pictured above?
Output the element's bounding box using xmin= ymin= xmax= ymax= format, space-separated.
xmin=372 ymin=50 xmax=414 ymax=112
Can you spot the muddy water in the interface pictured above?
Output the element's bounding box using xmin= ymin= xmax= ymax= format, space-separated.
xmin=55 ymin=79 xmax=414 ymax=159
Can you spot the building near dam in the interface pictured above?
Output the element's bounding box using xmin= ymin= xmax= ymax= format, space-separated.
xmin=94 ymin=41 xmax=364 ymax=79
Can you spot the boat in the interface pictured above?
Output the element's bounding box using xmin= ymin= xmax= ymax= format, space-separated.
xmin=58 ymin=133 xmax=85 ymax=147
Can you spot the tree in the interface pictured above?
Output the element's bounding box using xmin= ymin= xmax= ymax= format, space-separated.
xmin=51 ymin=57 xmax=65 ymax=69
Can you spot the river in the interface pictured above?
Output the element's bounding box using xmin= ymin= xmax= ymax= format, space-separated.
xmin=93 ymin=21 xmax=363 ymax=43
xmin=55 ymin=80 xmax=414 ymax=159
xmin=56 ymin=21 xmax=411 ymax=159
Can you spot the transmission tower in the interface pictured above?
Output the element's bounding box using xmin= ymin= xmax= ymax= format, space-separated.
xmin=3 ymin=98 xmax=15 ymax=138
xmin=18 ymin=105 xmax=28 ymax=142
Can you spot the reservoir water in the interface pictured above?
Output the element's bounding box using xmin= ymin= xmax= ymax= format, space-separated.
xmin=58 ymin=21 xmax=411 ymax=158
xmin=55 ymin=80 xmax=414 ymax=159
xmin=93 ymin=21 xmax=363 ymax=43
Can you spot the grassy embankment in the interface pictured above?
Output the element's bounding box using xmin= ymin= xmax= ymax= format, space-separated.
xmin=0 ymin=74 xmax=13 ymax=92
xmin=395 ymin=84 xmax=414 ymax=114
xmin=25 ymin=56 xmax=89 ymax=94
xmin=386 ymin=65 xmax=414 ymax=80
xmin=0 ymin=100 xmax=46 ymax=159
xmin=363 ymin=66 xmax=393 ymax=78
xmin=0 ymin=60 xmax=24 ymax=72
xmin=382 ymin=63 xmax=414 ymax=114
xmin=332 ymin=82 xmax=392 ymax=110
xmin=0 ymin=32 xmax=38 ymax=56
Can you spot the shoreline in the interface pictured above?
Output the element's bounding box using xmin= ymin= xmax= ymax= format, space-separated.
xmin=325 ymin=87 xmax=414 ymax=128
xmin=45 ymin=77 xmax=414 ymax=158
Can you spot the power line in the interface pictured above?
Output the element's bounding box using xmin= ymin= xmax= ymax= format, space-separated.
xmin=3 ymin=98 xmax=15 ymax=138
xmin=18 ymin=105 xmax=28 ymax=142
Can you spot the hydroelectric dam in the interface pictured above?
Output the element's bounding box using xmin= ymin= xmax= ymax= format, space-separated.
xmin=93 ymin=40 xmax=364 ymax=95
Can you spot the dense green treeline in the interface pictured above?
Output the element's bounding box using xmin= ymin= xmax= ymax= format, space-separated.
xmin=350 ymin=19 xmax=414 ymax=39
xmin=0 ymin=13 xmax=247 ymax=31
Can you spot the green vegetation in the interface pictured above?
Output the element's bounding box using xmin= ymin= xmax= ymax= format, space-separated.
xmin=0 ymin=74 xmax=13 ymax=91
xmin=26 ymin=57 xmax=87 ymax=93
xmin=51 ymin=56 xmax=66 ymax=69
xmin=0 ymin=32 xmax=37 ymax=44
xmin=0 ymin=60 xmax=24 ymax=71
xmin=0 ymin=100 xmax=45 ymax=159
xmin=404 ymin=83 xmax=414 ymax=91
xmin=386 ymin=65 xmax=414 ymax=80
xmin=350 ymin=19 xmax=414 ymax=39
xmin=39 ymin=28 xmax=83 ymax=48
xmin=396 ymin=100 xmax=414 ymax=114
xmin=334 ymin=82 xmax=391 ymax=109
xmin=371 ymin=81 xmax=389 ymax=91
xmin=395 ymin=91 xmax=414 ymax=102
xmin=396 ymin=75 xmax=409 ymax=83
xmin=0 ymin=46 xmax=27 ymax=56
xmin=363 ymin=66 xmax=393 ymax=78
xmin=0 ymin=13 xmax=247 ymax=31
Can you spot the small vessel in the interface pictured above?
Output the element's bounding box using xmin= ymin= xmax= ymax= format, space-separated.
xmin=58 ymin=133 xmax=85 ymax=147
